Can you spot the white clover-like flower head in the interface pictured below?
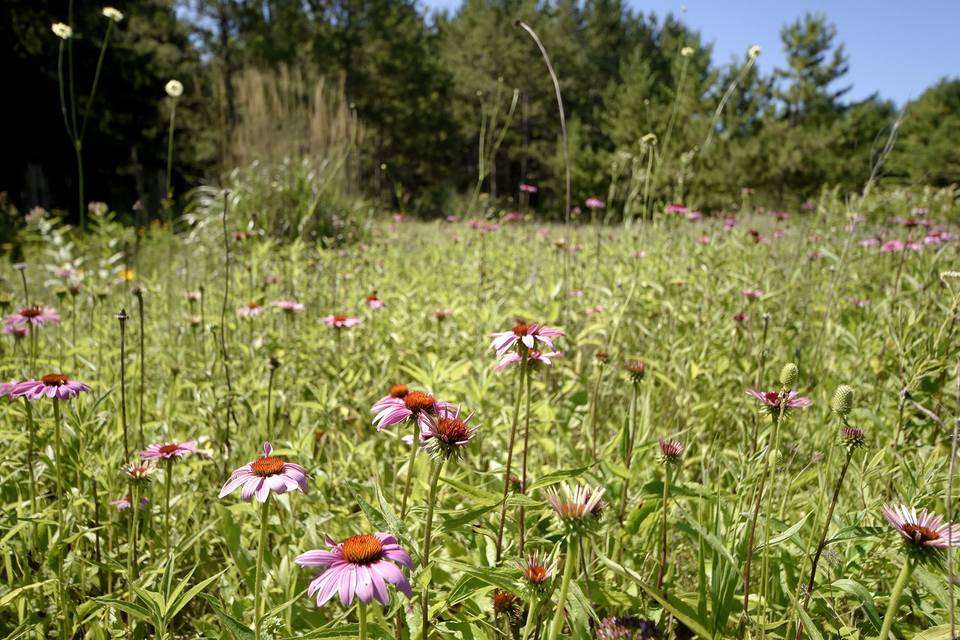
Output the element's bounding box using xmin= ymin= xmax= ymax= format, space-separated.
xmin=102 ymin=7 xmax=124 ymax=22
xmin=52 ymin=23 xmax=73 ymax=40
xmin=748 ymin=45 xmax=761 ymax=58
xmin=680 ymin=46 xmax=694 ymax=58
xmin=165 ymin=79 xmax=184 ymax=98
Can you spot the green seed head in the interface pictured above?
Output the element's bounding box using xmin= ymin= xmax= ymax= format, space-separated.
xmin=779 ymin=363 xmax=799 ymax=388
xmin=831 ymin=384 xmax=854 ymax=416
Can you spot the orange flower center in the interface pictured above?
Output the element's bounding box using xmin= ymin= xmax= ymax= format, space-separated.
xmin=389 ymin=384 xmax=408 ymax=399
xmin=41 ymin=374 xmax=68 ymax=386
xmin=341 ymin=534 xmax=384 ymax=564
xmin=492 ymin=590 xmax=518 ymax=613
xmin=903 ymin=523 xmax=940 ymax=543
xmin=127 ymin=465 xmax=150 ymax=479
xmin=246 ymin=303 xmax=260 ymax=309
xmin=525 ymin=564 xmax=549 ymax=583
xmin=20 ymin=307 xmax=43 ymax=318
xmin=404 ymin=391 xmax=435 ymax=414
xmin=512 ymin=323 xmax=532 ymax=336
xmin=250 ymin=456 xmax=285 ymax=477
xmin=435 ymin=418 xmax=468 ymax=443
xmin=158 ymin=444 xmax=181 ymax=456
xmin=334 ymin=315 xmax=349 ymax=323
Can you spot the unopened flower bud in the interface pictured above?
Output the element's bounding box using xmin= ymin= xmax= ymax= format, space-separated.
xmin=779 ymin=363 xmax=799 ymax=388
xmin=831 ymin=384 xmax=853 ymax=416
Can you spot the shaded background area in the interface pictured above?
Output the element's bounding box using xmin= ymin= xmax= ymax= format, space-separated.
xmin=2 ymin=0 xmax=959 ymax=225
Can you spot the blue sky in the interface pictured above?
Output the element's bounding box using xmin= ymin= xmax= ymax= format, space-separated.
xmin=420 ymin=0 xmax=959 ymax=105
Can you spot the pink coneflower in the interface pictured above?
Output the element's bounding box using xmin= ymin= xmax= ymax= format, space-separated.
xmin=624 ymin=360 xmax=646 ymax=383
xmin=860 ymin=238 xmax=880 ymax=248
xmin=372 ymin=390 xmax=450 ymax=432
xmin=0 ymin=381 xmax=17 ymax=397
xmin=586 ymin=305 xmax=606 ymax=316
xmin=420 ymin=406 xmax=478 ymax=458
xmin=271 ymin=299 xmax=305 ymax=313
xmin=699 ymin=235 xmax=711 ymax=245
xmin=741 ymin=289 xmax=764 ymax=300
xmin=219 ymin=442 xmax=308 ymax=502
xmin=185 ymin=291 xmax=202 ymax=302
xmin=4 ymin=324 xmax=29 ymax=339
xmin=140 ymin=440 xmax=197 ymax=461
xmin=503 ymin=211 xmax=523 ymax=222
xmin=748 ymin=229 xmax=762 ymax=243
xmin=111 ymin=496 xmax=149 ymax=510
xmin=630 ymin=250 xmax=647 ymax=258
xmin=296 ymin=532 xmax=414 ymax=607
xmin=433 ymin=308 xmax=452 ymax=320
xmin=724 ymin=216 xmax=737 ymax=230
xmin=882 ymin=505 xmax=960 ymax=549
xmin=801 ymin=200 xmax=816 ymax=211
xmin=585 ymin=197 xmax=605 ymax=210
xmin=9 ymin=374 xmax=90 ymax=400
xmin=124 ymin=462 xmax=154 ymax=481
xmin=392 ymin=212 xmax=406 ymax=223
xmin=687 ymin=210 xmax=703 ymax=221
xmin=519 ymin=183 xmax=539 ymax=194
xmin=366 ymin=293 xmax=384 ymax=309
xmin=519 ymin=551 xmax=556 ymax=589
xmin=238 ymin=303 xmax=264 ymax=317
xmin=734 ymin=312 xmax=751 ymax=322
xmin=546 ymin=483 xmax=606 ymax=524
xmin=881 ymin=240 xmax=905 ymax=252
xmin=893 ymin=217 xmax=932 ymax=228
xmin=496 ymin=349 xmax=561 ymax=369
xmin=770 ymin=210 xmax=788 ymax=221
xmin=658 ymin=438 xmax=684 ymax=463
xmin=4 ymin=306 xmax=60 ymax=329
xmin=912 ymin=207 xmax=929 ymax=215
xmin=665 ymin=203 xmax=687 ymax=214
xmin=490 ymin=322 xmax=564 ymax=357
xmin=906 ymin=241 xmax=923 ymax=251
xmin=263 ymin=274 xmax=285 ymax=285
xmin=372 ymin=384 xmax=410 ymax=414
xmin=746 ymin=389 xmax=812 ymax=414
xmin=322 ymin=314 xmax=362 ymax=328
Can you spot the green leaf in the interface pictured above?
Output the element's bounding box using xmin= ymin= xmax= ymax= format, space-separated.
xmin=829 ymin=578 xmax=881 ymax=632
xmin=796 ymin=605 xmax=825 ymax=640
xmin=760 ymin=511 xmax=811 ymax=549
xmin=95 ymin=597 xmax=153 ymax=622
xmin=198 ymin=594 xmax=254 ymax=640
xmin=527 ymin=466 xmax=591 ymax=492
xmin=166 ymin=569 xmax=227 ymax=622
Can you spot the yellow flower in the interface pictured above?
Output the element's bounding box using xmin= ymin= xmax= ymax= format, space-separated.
xmin=52 ymin=23 xmax=72 ymax=39
xmin=119 ymin=269 xmax=136 ymax=282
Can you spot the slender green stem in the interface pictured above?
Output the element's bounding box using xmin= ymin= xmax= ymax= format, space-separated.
xmin=24 ymin=399 xmax=38 ymax=525
xmin=657 ymin=465 xmax=671 ymax=590
xmin=547 ymin=536 xmax=579 ymax=640
xmin=518 ymin=363 xmax=532 ymax=554
xmin=495 ymin=353 xmax=527 ymax=562
xmin=79 ymin=22 xmax=113 ymax=144
xmin=400 ymin=419 xmax=420 ymax=519
xmin=53 ymin=398 xmax=68 ymax=640
xmin=166 ymin=100 xmax=178 ymax=203
xmin=879 ymin=559 xmax=914 ymax=640
xmin=164 ymin=459 xmax=173 ymax=558
xmin=127 ymin=481 xmax=139 ymax=593
xmin=358 ymin=602 xmax=368 ymax=640
xmin=421 ymin=460 xmax=444 ymax=639
xmin=254 ymin=498 xmax=270 ymax=640
xmin=522 ymin=594 xmax=540 ymax=640
xmin=617 ymin=382 xmax=639 ymax=523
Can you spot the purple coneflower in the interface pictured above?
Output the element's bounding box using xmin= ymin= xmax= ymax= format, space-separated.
xmin=219 ymin=442 xmax=308 ymax=502
xmin=433 ymin=308 xmax=452 ymax=320
xmin=734 ymin=312 xmax=750 ymax=322
xmin=322 ymin=314 xmax=362 ymax=328
xmin=420 ymin=407 xmax=478 ymax=458
xmin=687 ymin=210 xmax=703 ymax=221
xmin=9 ymin=374 xmax=90 ymax=400
xmin=724 ymin=215 xmax=737 ymax=230
xmin=366 ymin=294 xmax=384 ymax=309
xmin=519 ymin=551 xmax=556 ymax=590
xmin=665 ymin=203 xmax=687 ymax=214
xmin=271 ymin=299 xmax=305 ymax=313
xmin=296 ymin=532 xmax=414 ymax=607
xmin=770 ymin=210 xmax=788 ymax=221
xmin=111 ymin=496 xmax=149 ymax=510
xmin=882 ymin=505 xmax=960 ymax=549
xmin=860 ymin=238 xmax=880 ymax=248
xmin=658 ymin=438 xmax=684 ymax=464
xmin=372 ymin=390 xmax=449 ymax=432
xmin=490 ymin=322 xmax=564 ymax=357
xmin=519 ymin=183 xmax=538 ymax=193
xmin=4 ymin=324 xmax=29 ymax=339
xmin=496 ymin=349 xmax=560 ymax=369
xmin=585 ymin=197 xmax=605 ymax=209
xmin=238 ymin=302 xmax=264 ymax=317
xmin=546 ymin=483 xmax=606 ymax=524
xmin=4 ymin=306 xmax=60 ymax=329
xmin=741 ymin=289 xmax=764 ymax=300
xmin=503 ymin=211 xmax=523 ymax=222
xmin=881 ymin=239 xmax=905 ymax=252
xmin=746 ymin=389 xmax=812 ymax=415
xmin=140 ymin=439 xmax=197 ymax=461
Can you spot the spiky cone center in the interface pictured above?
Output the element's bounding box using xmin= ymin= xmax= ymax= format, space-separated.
xmin=341 ymin=534 xmax=384 ymax=564
xmin=158 ymin=443 xmax=180 ymax=456
xmin=903 ymin=523 xmax=940 ymax=544
xmin=624 ymin=360 xmax=646 ymax=382
xmin=492 ymin=590 xmax=521 ymax=616
xmin=333 ymin=314 xmax=349 ymax=323
xmin=404 ymin=391 xmax=435 ymax=414
xmin=126 ymin=464 xmax=152 ymax=481
xmin=658 ymin=439 xmax=684 ymax=464
xmin=250 ymin=456 xmax=285 ymax=477
xmin=841 ymin=426 xmax=865 ymax=448
xmin=41 ymin=373 xmax=69 ymax=386
xmin=524 ymin=563 xmax=550 ymax=585
xmin=19 ymin=307 xmax=43 ymax=318
xmin=389 ymin=383 xmax=408 ymax=399
xmin=512 ymin=323 xmax=532 ymax=336
xmin=435 ymin=418 xmax=469 ymax=445
xmin=246 ymin=302 xmax=260 ymax=309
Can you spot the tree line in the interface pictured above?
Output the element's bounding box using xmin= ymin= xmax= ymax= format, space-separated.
xmin=3 ymin=0 xmax=958 ymax=222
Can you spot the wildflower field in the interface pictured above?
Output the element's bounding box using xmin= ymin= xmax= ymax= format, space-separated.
xmin=3 ymin=187 xmax=960 ymax=640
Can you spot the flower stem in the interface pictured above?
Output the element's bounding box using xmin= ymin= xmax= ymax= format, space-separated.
xmin=657 ymin=464 xmax=671 ymax=590
xmin=496 ymin=353 xmax=527 ymax=562
xmin=400 ymin=419 xmax=420 ymax=519
xmin=522 ymin=594 xmax=540 ymax=640
xmin=518 ymin=363 xmax=532 ymax=554
xmin=358 ymin=602 xmax=368 ymax=640
xmin=547 ymin=536 xmax=579 ymax=640
xmin=53 ymin=398 xmax=68 ymax=640
xmin=254 ymin=498 xmax=270 ymax=640
xmin=164 ymin=459 xmax=173 ymax=559
xmin=24 ymin=399 xmax=38 ymax=544
xmin=421 ymin=459 xmax=444 ymax=639
xmin=165 ymin=100 xmax=177 ymax=206
xmin=618 ymin=382 xmax=640 ymax=524
xmin=879 ymin=559 xmax=914 ymax=640
xmin=127 ymin=482 xmax=139 ymax=593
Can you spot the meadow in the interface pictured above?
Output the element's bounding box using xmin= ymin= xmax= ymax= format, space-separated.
xmin=2 ymin=185 xmax=960 ymax=640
